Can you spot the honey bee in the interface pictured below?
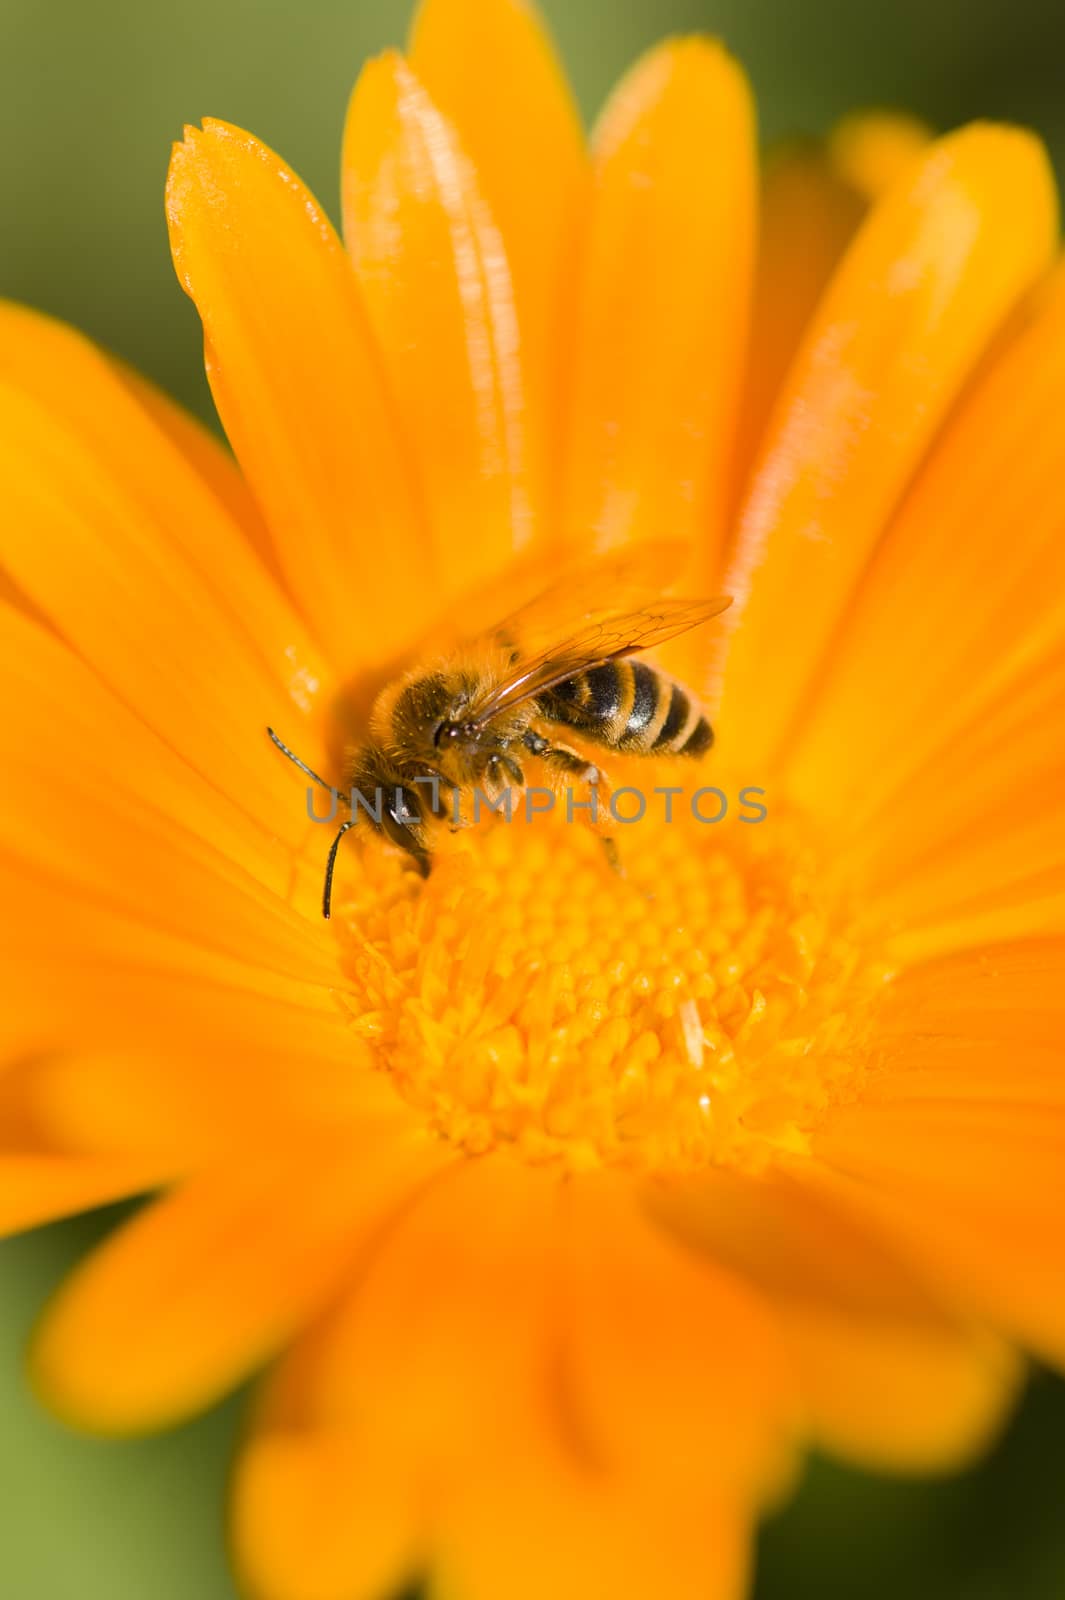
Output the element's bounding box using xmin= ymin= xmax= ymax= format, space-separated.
xmin=269 ymin=542 xmax=731 ymax=916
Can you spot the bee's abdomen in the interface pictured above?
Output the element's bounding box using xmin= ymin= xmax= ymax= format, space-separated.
xmin=542 ymin=661 xmax=713 ymax=757
xmin=650 ymin=676 xmax=713 ymax=757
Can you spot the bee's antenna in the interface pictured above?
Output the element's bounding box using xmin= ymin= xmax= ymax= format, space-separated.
xmin=268 ymin=728 xmax=356 ymax=918
xmin=323 ymin=819 xmax=357 ymax=919
xmin=267 ymin=726 xmax=350 ymax=807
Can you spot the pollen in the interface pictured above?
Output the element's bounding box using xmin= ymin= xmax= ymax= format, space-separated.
xmin=331 ymin=800 xmax=894 ymax=1175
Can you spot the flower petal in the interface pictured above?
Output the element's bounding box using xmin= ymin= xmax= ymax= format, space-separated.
xmin=111 ymin=358 xmax=278 ymax=575
xmin=234 ymin=1427 xmax=421 ymax=1600
xmin=409 ymin=0 xmax=585 ymax=511
xmin=0 ymin=1151 xmax=173 ymax=1239
xmin=813 ymin=1118 xmax=1065 ymax=1370
xmin=811 ymin=947 xmax=1065 ymax=1369
xmin=876 ymin=937 xmax=1065 ymax=1045
xmin=736 ymin=143 xmax=865 ymax=493
xmin=716 ymin=124 xmax=1058 ymax=762
xmin=735 ymin=115 xmax=930 ymax=492
xmin=0 ymin=1040 xmax=395 ymax=1174
xmin=787 ymin=261 xmax=1065 ymax=837
xmin=0 ymin=311 xmax=336 ymax=849
xmin=779 ymin=267 xmax=1065 ymax=959
xmin=562 ymin=39 xmax=757 ymax=567
xmin=0 ymin=601 xmax=336 ymax=949
xmin=270 ymin=1157 xmax=556 ymax=1463
xmin=343 ymin=53 xmax=538 ymax=593
xmin=0 ymin=860 xmax=352 ymax=1076
xmin=256 ymin=1145 xmax=791 ymax=1509
xmin=561 ymin=1179 xmax=796 ymax=1498
xmin=251 ymin=1176 xmax=754 ymax=1600
xmin=829 ymin=111 xmax=933 ymax=202
xmin=30 ymin=1129 xmax=444 ymax=1433
xmin=438 ymin=1459 xmax=750 ymax=1600
xmin=166 ymin=121 xmax=437 ymax=675
xmin=646 ymin=1169 xmax=1019 ymax=1472
xmin=0 ymin=301 xmax=320 ymax=691
xmin=849 ymin=643 xmax=1065 ymax=961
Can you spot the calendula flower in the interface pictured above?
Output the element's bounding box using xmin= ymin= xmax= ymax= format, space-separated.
xmin=3 ymin=0 xmax=1064 ymax=1596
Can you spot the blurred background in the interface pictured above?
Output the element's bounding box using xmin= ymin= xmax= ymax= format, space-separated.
xmin=2 ymin=0 xmax=1065 ymax=1594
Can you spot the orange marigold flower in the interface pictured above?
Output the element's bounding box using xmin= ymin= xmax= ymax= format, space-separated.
xmin=2 ymin=1 xmax=1064 ymax=1597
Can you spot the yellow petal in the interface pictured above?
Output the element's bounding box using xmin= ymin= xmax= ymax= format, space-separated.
xmin=409 ymin=0 xmax=585 ymax=509
xmin=0 ymin=1050 xmax=188 ymax=1236
xmin=111 ymin=356 xmax=279 ymax=576
xmin=785 ymin=262 xmax=1065 ymax=917
xmin=716 ymin=124 xmax=1058 ymax=763
xmin=166 ymin=121 xmax=437 ymax=676
xmin=829 ymin=110 xmax=934 ymax=201
xmin=737 ymin=117 xmax=932 ymax=501
xmin=815 ymin=1141 xmax=1065 ymax=1377
xmin=0 ymin=601 xmax=336 ymax=949
xmin=274 ymin=1158 xmax=555 ymax=1463
xmin=562 ymin=39 xmax=756 ymax=568
xmin=0 ymin=301 xmax=318 ymax=693
xmin=0 ymin=309 xmax=336 ymax=855
xmin=0 ymin=884 xmax=351 ymax=1096
xmin=810 ymin=632 xmax=1065 ymax=961
xmin=0 ymin=1152 xmax=173 ymax=1239
xmin=854 ymin=940 xmax=1065 ymax=1101
xmin=735 ymin=143 xmax=865 ymax=495
xmin=561 ymin=1179 xmax=796 ymax=1498
xmin=438 ymin=1454 xmax=750 ymax=1600
xmin=0 ymin=1043 xmax=397 ymax=1172
xmin=812 ymin=1053 xmax=1065 ymax=1369
xmin=859 ymin=643 xmax=1065 ymax=962
xmin=877 ymin=937 xmax=1065 ymax=1045
xmin=31 ymin=1130 xmax=443 ymax=1433
xmin=234 ymin=1427 xmax=421 ymax=1600
xmin=343 ymin=54 xmax=538 ymax=595
xmin=647 ymin=1170 xmax=1019 ymax=1472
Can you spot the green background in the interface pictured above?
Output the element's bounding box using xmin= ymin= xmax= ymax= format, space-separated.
xmin=2 ymin=0 xmax=1064 ymax=1594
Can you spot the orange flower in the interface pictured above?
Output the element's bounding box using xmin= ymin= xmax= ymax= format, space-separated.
xmin=2 ymin=1 xmax=1064 ymax=1597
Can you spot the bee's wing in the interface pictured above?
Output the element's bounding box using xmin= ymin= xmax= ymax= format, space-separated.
xmin=467 ymin=594 xmax=732 ymax=724
xmin=484 ymin=539 xmax=694 ymax=658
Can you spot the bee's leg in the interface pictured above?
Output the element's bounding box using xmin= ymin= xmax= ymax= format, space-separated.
xmin=485 ymin=750 xmax=525 ymax=788
xmin=600 ymin=835 xmax=623 ymax=876
xmin=482 ymin=753 xmax=524 ymax=796
xmin=527 ymin=737 xmax=610 ymax=810
xmin=526 ymin=735 xmax=621 ymax=873
xmin=501 ymin=754 xmax=525 ymax=787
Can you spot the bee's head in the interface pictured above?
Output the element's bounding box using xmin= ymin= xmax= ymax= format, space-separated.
xmin=347 ymin=748 xmax=433 ymax=876
xmin=318 ymin=773 xmax=429 ymax=919
xmin=380 ymin=783 xmax=431 ymax=877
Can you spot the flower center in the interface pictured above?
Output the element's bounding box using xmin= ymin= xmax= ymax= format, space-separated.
xmin=332 ymin=793 xmax=893 ymax=1175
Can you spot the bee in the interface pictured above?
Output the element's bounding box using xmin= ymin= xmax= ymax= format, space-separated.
xmin=269 ymin=542 xmax=730 ymax=917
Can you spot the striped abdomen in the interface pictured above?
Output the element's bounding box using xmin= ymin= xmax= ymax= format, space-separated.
xmin=538 ymin=660 xmax=713 ymax=757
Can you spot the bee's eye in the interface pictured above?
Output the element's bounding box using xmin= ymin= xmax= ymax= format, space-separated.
xmin=433 ymin=721 xmax=459 ymax=748
xmin=387 ymin=787 xmax=422 ymax=831
xmin=381 ymin=788 xmax=430 ymax=874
